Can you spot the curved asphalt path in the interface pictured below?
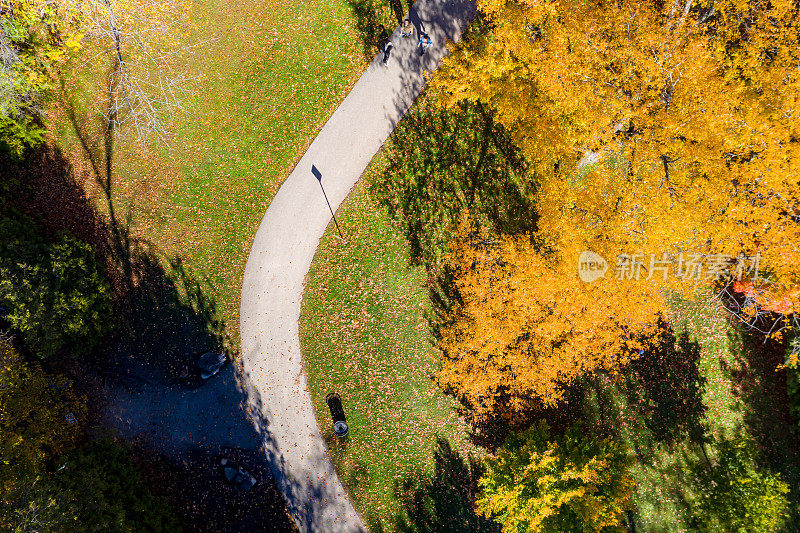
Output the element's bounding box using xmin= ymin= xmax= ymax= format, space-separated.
xmin=239 ymin=1 xmax=476 ymax=531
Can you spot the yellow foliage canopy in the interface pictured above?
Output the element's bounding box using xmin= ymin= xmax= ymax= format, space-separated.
xmin=434 ymin=0 xmax=800 ymax=314
xmin=432 ymin=0 xmax=800 ymax=417
xmin=437 ymin=224 xmax=664 ymax=420
xmin=477 ymin=421 xmax=634 ymax=532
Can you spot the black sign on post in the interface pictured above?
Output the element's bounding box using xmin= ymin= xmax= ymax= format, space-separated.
xmin=326 ymin=392 xmax=349 ymax=437
xmin=312 ymin=165 xmax=344 ymax=239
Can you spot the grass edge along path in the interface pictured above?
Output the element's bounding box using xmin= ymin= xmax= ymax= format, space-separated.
xmin=299 ymin=158 xmax=479 ymax=532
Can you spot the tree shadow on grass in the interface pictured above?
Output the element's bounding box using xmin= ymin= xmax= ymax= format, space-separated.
xmin=2 ymin=135 xmax=296 ymax=530
xmin=100 ymin=242 xmax=230 ymax=388
xmin=372 ymin=94 xmax=537 ymax=273
xmin=19 ymin=92 xmax=232 ymax=381
xmin=624 ymin=319 xmax=708 ymax=446
xmin=392 ymin=438 xmax=500 ymax=533
xmin=1 ymin=143 xmax=121 ymax=395
xmin=727 ymin=322 xmax=800 ymax=528
xmin=458 ymin=391 xmax=585 ymax=453
xmin=347 ymin=0 xmax=398 ymax=58
xmin=2 ymin=147 xmax=227 ymax=380
xmin=370 ymin=94 xmax=539 ymax=378
xmin=576 ymin=372 xmax=706 ymax=532
xmin=2 ymin=145 xmax=111 ymax=262
xmin=3 ymin=110 xmax=232 ymax=391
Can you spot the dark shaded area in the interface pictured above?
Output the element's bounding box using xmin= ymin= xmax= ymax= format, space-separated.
xmin=571 ymin=311 xmax=799 ymax=531
xmin=53 ymin=436 xmax=179 ymax=532
xmin=2 ymin=134 xmax=296 ymax=531
xmin=461 ymin=374 xmax=618 ymax=454
xmin=624 ymin=320 xmax=707 ymax=445
xmin=578 ymin=363 xmax=708 ymax=470
xmin=393 ymin=438 xmax=500 ymax=533
xmin=371 ymin=94 xmax=538 ymax=271
xmin=1 ymin=135 xmax=228 ymax=382
xmin=138 ymin=446 xmax=297 ymax=533
xmin=457 ymin=387 xmax=583 ymax=452
xmin=100 ymin=248 xmax=230 ymax=389
xmin=728 ymin=322 xmax=800 ymax=529
xmin=2 ymin=145 xmax=110 ymax=259
xmin=0 ymin=208 xmax=113 ymax=360
xmin=575 ymin=373 xmax=706 ymax=531
xmin=346 ymin=0 xmax=397 ymax=58
xmin=370 ymin=94 xmax=540 ymax=389
xmin=787 ymin=365 xmax=800 ymax=429
xmin=1 ymin=145 xmax=117 ymax=368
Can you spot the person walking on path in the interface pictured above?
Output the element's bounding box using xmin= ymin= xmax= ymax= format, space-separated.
xmin=401 ymin=19 xmax=414 ymax=37
xmin=382 ymin=41 xmax=394 ymax=65
xmin=418 ymin=32 xmax=432 ymax=55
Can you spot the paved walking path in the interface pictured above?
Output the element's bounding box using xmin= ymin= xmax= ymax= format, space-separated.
xmin=239 ymin=1 xmax=476 ymax=531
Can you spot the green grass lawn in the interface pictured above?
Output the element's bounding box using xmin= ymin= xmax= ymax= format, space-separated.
xmin=51 ymin=0 xmax=398 ymax=344
xmin=581 ymin=294 xmax=798 ymax=531
xmin=299 ymin=158 xmax=480 ymax=531
xmin=668 ymin=294 xmax=745 ymax=436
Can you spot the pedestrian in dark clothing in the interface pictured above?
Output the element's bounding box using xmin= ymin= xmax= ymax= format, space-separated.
xmin=382 ymin=41 xmax=394 ymax=65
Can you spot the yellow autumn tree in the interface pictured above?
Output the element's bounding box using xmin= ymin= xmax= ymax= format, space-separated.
xmin=477 ymin=421 xmax=635 ymax=532
xmin=434 ymin=0 xmax=800 ymax=324
xmin=436 ymin=222 xmax=665 ymax=421
xmin=430 ymin=0 xmax=800 ymax=412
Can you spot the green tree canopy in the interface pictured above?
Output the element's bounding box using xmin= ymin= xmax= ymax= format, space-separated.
xmin=477 ymin=422 xmax=634 ymax=533
xmin=691 ymin=435 xmax=789 ymax=532
xmin=1 ymin=341 xmax=176 ymax=531
xmin=53 ymin=437 xmax=178 ymax=532
xmin=0 ymin=214 xmax=113 ymax=358
xmin=0 ymin=339 xmax=85 ymax=531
